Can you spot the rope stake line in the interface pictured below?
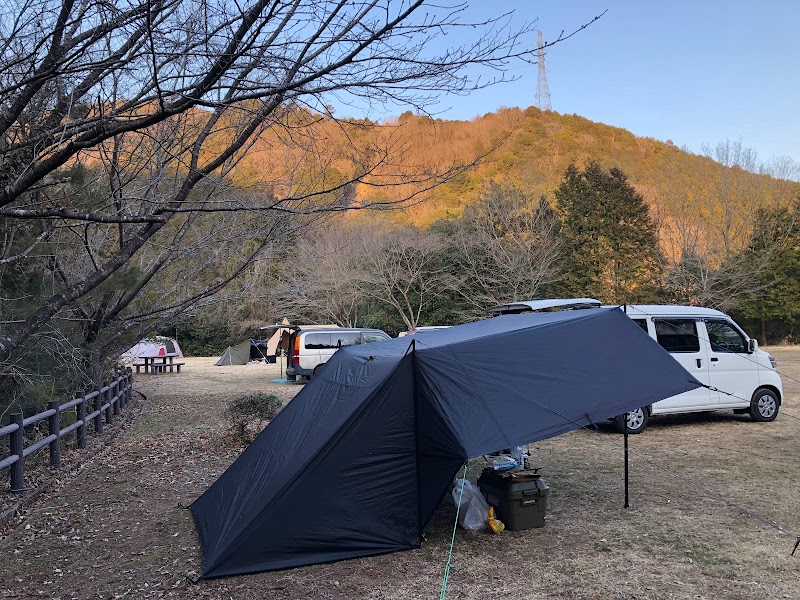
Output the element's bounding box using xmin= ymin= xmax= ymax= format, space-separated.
xmin=617 ymin=305 xmax=800 ymax=422
xmin=620 ymin=305 xmax=800 ymax=390
xmin=413 ymin=338 xmax=800 ymax=545
xmin=439 ymin=463 xmax=468 ymax=600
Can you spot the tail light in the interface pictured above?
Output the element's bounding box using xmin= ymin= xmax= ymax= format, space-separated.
xmin=293 ymin=336 xmax=300 ymax=365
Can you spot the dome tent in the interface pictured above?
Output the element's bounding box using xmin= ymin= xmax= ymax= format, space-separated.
xmin=120 ymin=336 xmax=183 ymax=362
xmin=191 ymin=308 xmax=701 ymax=577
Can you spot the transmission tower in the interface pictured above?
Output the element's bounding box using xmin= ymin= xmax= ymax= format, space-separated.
xmin=535 ymin=30 xmax=552 ymax=111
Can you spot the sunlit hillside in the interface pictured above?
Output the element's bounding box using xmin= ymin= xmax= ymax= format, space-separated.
xmin=236 ymin=106 xmax=800 ymax=260
xmin=388 ymin=109 xmax=798 ymax=258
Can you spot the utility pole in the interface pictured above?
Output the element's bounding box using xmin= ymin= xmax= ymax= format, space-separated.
xmin=535 ymin=30 xmax=552 ymax=111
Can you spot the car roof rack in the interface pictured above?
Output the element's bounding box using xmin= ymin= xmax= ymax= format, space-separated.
xmin=487 ymin=298 xmax=603 ymax=315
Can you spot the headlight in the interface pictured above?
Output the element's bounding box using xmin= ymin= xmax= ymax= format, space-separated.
xmin=768 ymin=354 xmax=777 ymax=368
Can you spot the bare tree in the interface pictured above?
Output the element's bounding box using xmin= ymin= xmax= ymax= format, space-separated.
xmin=271 ymin=216 xmax=365 ymax=327
xmin=0 ymin=0 xmax=552 ymax=376
xmin=355 ymin=222 xmax=447 ymax=331
xmin=446 ymin=182 xmax=562 ymax=317
xmin=660 ymin=140 xmax=799 ymax=309
xmin=271 ymin=217 xmax=449 ymax=332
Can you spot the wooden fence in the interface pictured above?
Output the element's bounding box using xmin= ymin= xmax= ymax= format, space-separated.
xmin=0 ymin=368 xmax=133 ymax=493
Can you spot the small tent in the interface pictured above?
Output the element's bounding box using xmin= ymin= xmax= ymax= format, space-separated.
xmin=215 ymin=340 xmax=268 ymax=366
xmin=192 ymin=308 xmax=701 ymax=577
xmin=120 ymin=336 xmax=183 ymax=362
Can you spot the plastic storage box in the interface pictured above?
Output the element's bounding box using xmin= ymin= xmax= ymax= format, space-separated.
xmin=477 ymin=468 xmax=549 ymax=531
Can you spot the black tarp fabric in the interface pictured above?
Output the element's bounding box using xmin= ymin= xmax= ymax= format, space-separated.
xmin=192 ymin=307 xmax=701 ymax=577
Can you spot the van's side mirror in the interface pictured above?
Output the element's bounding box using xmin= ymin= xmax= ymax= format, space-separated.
xmin=748 ymin=339 xmax=758 ymax=353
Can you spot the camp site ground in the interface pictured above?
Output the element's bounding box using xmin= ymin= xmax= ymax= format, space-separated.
xmin=1 ymin=352 xmax=799 ymax=599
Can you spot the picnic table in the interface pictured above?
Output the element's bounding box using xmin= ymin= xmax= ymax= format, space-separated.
xmin=133 ymin=353 xmax=185 ymax=374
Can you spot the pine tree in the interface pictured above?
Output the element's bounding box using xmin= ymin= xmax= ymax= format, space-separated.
xmin=734 ymin=201 xmax=800 ymax=343
xmin=555 ymin=162 xmax=661 ymax=303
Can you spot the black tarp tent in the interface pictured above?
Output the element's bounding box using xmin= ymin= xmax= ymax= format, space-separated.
xmin=191 ymin=308 xmax=701 ymax=577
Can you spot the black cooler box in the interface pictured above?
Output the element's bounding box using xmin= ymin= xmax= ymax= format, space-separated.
xmin=477 ymin=468 xmax=549 ymax=531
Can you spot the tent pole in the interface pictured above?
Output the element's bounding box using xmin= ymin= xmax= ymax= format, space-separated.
xmin=622 ymin=303 xmax=630 ymax=509
xmin=623 ymin=416 xmax=630 ymax=508
xmin=410 ymin=339 xmax=424 ymax=542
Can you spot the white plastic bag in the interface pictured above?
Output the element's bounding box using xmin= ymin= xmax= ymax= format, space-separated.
xmin=487 ymin=454 xmax=518 ymax=471
xmin=451 ymin=478 xmax=490 ymax=530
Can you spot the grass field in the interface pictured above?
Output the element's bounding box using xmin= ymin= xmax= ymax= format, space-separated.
xmin=1 ymin=350 xmax=799 ymax=599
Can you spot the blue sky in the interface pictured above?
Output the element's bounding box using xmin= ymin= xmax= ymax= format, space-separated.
xmin=341 ymin=1 xmax=799 ymax=165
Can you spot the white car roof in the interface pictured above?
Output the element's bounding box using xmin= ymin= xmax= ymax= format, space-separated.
xmin=487 ymin=298 xmax=729 ymax=319
xmin=301 ymin=327 xmax=385 ymax=333
xmin=611 ymin=305 xmax=728 ymax=318
xmin=487 ymin=298 xmax=602 ymax=314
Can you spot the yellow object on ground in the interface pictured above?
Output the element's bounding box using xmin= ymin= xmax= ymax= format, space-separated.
xmin=488 ymin=506 xmax=505 ymax=534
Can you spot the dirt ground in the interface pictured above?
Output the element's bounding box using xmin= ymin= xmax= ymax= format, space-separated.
xmin=1 ymin=351 xmax=800 ymax=599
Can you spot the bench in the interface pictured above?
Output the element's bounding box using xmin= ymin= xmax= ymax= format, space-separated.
xmin=133 ymin=361 xmax=185 ymax=374
xmin=150 ymin=362 xmax=185 ymax=374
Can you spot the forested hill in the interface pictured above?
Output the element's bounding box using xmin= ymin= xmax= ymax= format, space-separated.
xmin=357 ymin=107 xmax=799 ymax=232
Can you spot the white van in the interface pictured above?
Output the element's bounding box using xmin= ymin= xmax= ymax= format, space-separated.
xmin=487 ymin=299 xmax=783 ymax=433
xmin=286 ymin=327 xmax=391 ymax=381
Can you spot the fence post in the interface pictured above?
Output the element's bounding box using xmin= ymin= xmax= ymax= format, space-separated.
xmin=118 ymin=371 xmax=125 ymax=409
xmin=112 ymin=376 xmax=120 ymax=416
xmin=104 ymin=381 xmax=113 ymax=425
xmin=47 ymin=400 xmax=61 ymax=469
xmin=127 ymin=368 xmax=133 ymax=404
xmin=10 ymin=412 xmax=24 ymax=492
xmin=94 ymin=385 xmax=103 ymax=434
xmin=76 ymin=391 xmax=87 ymax=449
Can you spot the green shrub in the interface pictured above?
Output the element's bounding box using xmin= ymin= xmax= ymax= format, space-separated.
xmin=225 ymin=393 xmax=282 ymax=443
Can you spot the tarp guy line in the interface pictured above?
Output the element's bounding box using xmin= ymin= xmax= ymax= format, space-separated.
xmin=413 ymin=338 xmax=800 ymax=550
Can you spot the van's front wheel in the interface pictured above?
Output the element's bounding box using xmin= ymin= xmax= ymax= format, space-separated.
xmin=750 ymin=388 xmax=779 ymax=422
xmin=614 ymin=407 xmax=649 ymax=434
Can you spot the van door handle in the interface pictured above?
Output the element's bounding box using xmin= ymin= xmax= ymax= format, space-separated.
xmin=710 ymin=357 xmax=718 ymax=362
xmin=696 ymin=359 xmax=702 ymax=368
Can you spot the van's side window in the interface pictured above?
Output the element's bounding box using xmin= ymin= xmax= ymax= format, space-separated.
xmin=307 ymin=332 xmax=364 ymax=349
xmin=655 ymin=319 xmax=700 ymax=353
xmin=332 ymin=332 xmax=362 ymax=347
xmin=362 ymin=332 xmax=390 ymax=343
xmin=632 ymin=319 xmax=648 ymax=333
xmin=706 ymin=320 xmax=746 ymax=353
xmin=305 ymin=333 xmax=332 ymax=349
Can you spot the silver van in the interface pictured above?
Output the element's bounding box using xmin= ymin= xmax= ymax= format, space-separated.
xmin=286 ymin=327 xmax=391 ymax=381
xmin=487 ymin=299 xmax=783 ymax=433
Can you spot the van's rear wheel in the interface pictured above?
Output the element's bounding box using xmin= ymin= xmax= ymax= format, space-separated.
xmin=614 ymin=407 xmax=649 ymax=434
xmin=312 ymin=365 xmax=322 ymax=379
xmin=750 ymin=388 xmax=779 ymax=422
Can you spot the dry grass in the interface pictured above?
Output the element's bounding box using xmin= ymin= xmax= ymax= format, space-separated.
xmin=1 ymin=352 xmax=800 ymax=599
